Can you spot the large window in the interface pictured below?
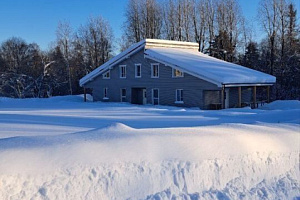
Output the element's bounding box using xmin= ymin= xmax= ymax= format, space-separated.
xmin=152 ymin=88 xmax=159 ymax=105
xmin=176 ymin=89 xmax=183 ymax=103
xmin=103 ymin=70 xmax=110 ymax=79
xmin=103 ymin=88 xmax=108 ymax=99
xmin=172 ymin=68 xmax=184 ymax=77
xmin=119 ymin=65 xmax=126 ymax=78
xmin=121 ymin=88 xmax=126 ymax=102
xmin=151 ymin=64 xmax=159 ymax=78
xmin=135 ymin=64 xmax=141 ymax=78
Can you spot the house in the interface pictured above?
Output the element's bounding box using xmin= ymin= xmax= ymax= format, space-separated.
xmin=79 ymin=39 xmax=276 ymax=109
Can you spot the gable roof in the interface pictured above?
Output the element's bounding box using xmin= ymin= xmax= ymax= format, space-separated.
xmin=80 ymin=39 xmax=276 ymax=87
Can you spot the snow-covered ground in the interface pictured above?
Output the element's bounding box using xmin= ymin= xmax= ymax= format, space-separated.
xmin=0 ymin=95 xmax=299 ymax=200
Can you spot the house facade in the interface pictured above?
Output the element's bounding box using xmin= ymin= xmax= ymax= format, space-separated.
xmin=80 ymin=39 xmax=276 ymax=109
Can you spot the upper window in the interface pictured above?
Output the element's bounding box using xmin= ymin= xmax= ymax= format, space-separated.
xmin=172 ymin=68 xmax=184 ymax=77
xmin=176 ymin=89 xmax=183 ymax=103
xmin=135 ymin=64 xmax=142 ymax=78
xmin=103 ymin=70 xmax=110 ymax=79
xmin=119 ymin=65 xmax=126 ymax=78
xmin=151 ymin=64 xmax=159 ymax=78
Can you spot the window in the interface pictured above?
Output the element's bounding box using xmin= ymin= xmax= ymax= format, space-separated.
xmin=135 ymin=64 xmax=141 ymax=78
xmin=172 ymin=68 xmax=184 ymax=77
xmin=151 ymin=64 xmax=159 ymax=78
xmin=119 ymin=65 xmax=126 ymax=78
xmin=103 ymin=70 xmax=110 ymax=79
xmin=103 ymin=88 xmax=108 ymax=99
xmin=175 ymin=89 xmax=183 ymax=103
xmin=121 ymin=88 xmax=126 ymax=102
xmin=152 ymin=89 xmax=159 ymax=105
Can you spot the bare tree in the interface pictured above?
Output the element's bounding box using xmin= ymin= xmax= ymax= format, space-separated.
xmin=205 ymin=0 xmax=216 ymax=54
xmin=215 ymin=0 xmax=243 ymax=61
xmin=77 ymin=16 xmax=114 ymax=70
xmin=191 ymin=0 xmax=207 ymax=51
xmin=56 ymin=21 xmax=73 ymax=95
xmin=258 ymin=0 xmax=280 ymax=75
xmin=123 ymin=0 xmax=162 ymax=48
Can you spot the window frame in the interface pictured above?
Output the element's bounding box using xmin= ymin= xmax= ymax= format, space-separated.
xmin=175 ymin=89 xmax=184 ymax=104
xmin=119 ymin=65 xmax=126 ymax=78
xmin=151 ymin=63 xmax=159 ymax=78
xmin=152 ymin=88 xmax=159 ymax=105
xmin=120 ymin=88 xmax=126 ymax=102
xmin=135 ymin=64 xmax=142 ymax=78
xmin=102 ymin=70 xmax=111 ymax=79
xmin=103 ymin=87 xmax=109 ymax=99
xmin=172 ymin=68 xmax=184 ymax=78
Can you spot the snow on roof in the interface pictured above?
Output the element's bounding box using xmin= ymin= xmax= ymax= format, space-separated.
xmin=145 ymin=48 xmax=276 ymax=86
xmin=80 ymin=39 xmax=276 ymax=87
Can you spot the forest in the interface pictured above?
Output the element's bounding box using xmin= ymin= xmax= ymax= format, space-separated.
xmin=0 ymin=0 xmax=299 ymax=100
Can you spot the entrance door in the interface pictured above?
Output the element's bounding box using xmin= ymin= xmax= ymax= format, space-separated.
xmin=225 ymin=88 xmax=230 ymax=108
xmin=142 ymin=89 xmax=147 ymax=105
xmin=131 ymin=88 xmax=146 ymax=105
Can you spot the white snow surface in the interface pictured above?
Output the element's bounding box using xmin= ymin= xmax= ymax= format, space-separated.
xmin=145 ymin=48 xmax=276 ymax=85
xmin=0 ymin=96 xmax=299 ymax=200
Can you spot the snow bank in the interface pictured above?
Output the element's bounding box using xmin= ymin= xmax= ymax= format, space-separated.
xmin=261 ymin=100 xmax=300 ymax=110
xmin=0 ymin=96 xmax=299 ymax=200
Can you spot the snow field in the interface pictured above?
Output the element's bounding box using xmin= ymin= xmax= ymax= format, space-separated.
xmin=0 ymin=96 xmax=299 ymax=199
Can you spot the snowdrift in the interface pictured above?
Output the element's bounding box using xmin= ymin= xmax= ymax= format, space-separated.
xmin=0 ymin=96 xmax=299 ymax=200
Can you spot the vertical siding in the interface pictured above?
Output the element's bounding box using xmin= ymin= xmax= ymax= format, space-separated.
xmin=85 ymin=49 xmax=221 ymax=109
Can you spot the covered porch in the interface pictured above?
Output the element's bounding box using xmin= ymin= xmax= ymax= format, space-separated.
xmin=221 ymin=84 xmax=273 ymax=109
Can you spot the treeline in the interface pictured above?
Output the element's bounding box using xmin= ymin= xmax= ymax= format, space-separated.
xmin=0 ymin=0 xmax=299 ymax=99
xmin=0 ymin=16 xmax=113 ymax=98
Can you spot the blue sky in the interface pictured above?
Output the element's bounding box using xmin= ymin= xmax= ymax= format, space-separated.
xmin=0 ymin=0 xmax=299 ymax=51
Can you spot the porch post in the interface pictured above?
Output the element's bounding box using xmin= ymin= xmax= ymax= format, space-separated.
xmin=221 ymin=85 xmax=225 ymax=109
xmin=238 ymin=86 xmax=242 ymax=108
xmin=84 ymin=88 xmax=87 ymax=102
xmin=253 ymin=86 xmax=257 ymax=108
xmin=267 ymin=86 xmax=270 ymax=103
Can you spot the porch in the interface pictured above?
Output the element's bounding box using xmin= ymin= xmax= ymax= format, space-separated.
xmin=208 ymin=84 xmax=272 ymax=109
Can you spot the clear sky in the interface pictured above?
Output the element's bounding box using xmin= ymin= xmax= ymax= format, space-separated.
xmin=0 ymin=0 xmax=299 ymax=51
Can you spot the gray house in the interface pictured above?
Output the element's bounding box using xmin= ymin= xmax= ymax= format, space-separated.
xmin=80 ymin=39 xmax=276 ymax=109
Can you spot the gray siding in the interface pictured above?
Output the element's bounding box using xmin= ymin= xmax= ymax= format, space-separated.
xmin=85 ymin=49 xmax=220 ymax=109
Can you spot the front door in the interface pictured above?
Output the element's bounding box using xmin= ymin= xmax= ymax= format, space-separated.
xmin=225 ymin=88 xmax=230 ymax=108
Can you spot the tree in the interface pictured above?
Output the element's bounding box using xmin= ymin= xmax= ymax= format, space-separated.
xmin=215 ymin=0 xmax=242 ymax=61
xmin=258 ymin=0 xmax=279 ymax=75
xmin=0 ymin=37 xmax=28 ymax=73
xmin=39 ymin=46 xmax=68 ymax=97
xmin=244 ymin=41 xmax=260 ymax=70
xmin=123 ymin=0 xmax=162 ymax=47
xmin=56 ymin=21 xmax=73 ymax=95
xmin=77 ymin=16 xmax=114 ymax=70
xmin=162 ymin=0 xmax=193 ymax=42
xmin=191 ymin=0 xmax=207 ymax=52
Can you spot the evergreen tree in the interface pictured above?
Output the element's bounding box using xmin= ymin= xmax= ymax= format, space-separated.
xmin=244 ymin=42 xmax=260 ymax=70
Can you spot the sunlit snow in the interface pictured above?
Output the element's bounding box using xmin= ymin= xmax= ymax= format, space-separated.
xmin=0 ymin=95 xmax=299 ymax=199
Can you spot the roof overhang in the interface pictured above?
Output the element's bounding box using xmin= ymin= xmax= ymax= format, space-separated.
xmin=224 ymin=83 xmax=275 ymax=87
